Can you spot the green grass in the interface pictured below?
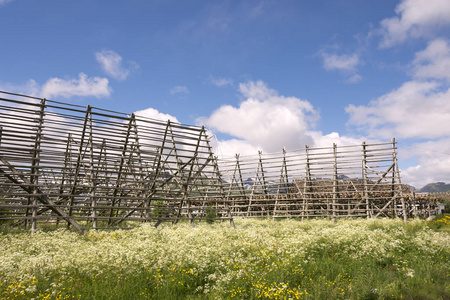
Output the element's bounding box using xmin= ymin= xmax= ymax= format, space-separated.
xmin=0 ymin=218 xmax=449 ymax=299
xmin=427 ymin=214 xmax=450 ymax=232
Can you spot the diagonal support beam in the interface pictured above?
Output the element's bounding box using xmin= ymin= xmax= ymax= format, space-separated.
xmin=367 ymin=162 xmax=395 ymax=191
xmin=0 ymin=156 xmax=84 ymax=233
xmin=111 ymin=157 xmax=196 ymax=226
xmin=374 ymin=192 xmax=399 ymax=218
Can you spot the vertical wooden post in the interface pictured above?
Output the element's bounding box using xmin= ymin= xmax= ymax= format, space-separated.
xmin=147 ymin=122 xmax=170 ymax=217
xmin=108 ymin=114 xmax=134 ymax=225
xmin=333 ymin=143 xmax=338 ymax=223
xmin=259 ymin=151 xmax=268 ymax=197
xmin=30 ymin=99 xmax=46 ymax=233
xmin=185 ymin=126 xmax=204 ymax=227
xmin=224 ymin=154 xmax=236 ymax=228
xmin=87 ymin=113 xmax=98 ymax=230
xmin=170 ymin=122 xmax=188 ymax=225
xmin=125 ymin=114 xmax=146 ymax=220
xmin=392 ymin=154 xmax=397 ymax=218
xmin=362 ymin=142 xmax=370 ymax=219
xmin=55 ymin=134 xmax=73 ymax=228
xmin=95 ymin=139 xmax=108 ymax=224
xmin=68 ymin=106 xmax=91 ymax=228
xmin=302 ymin=145 xmax=311 ymax=221
xmin=247 ymin=156 xmax=257 ymax=217
xmin=226 ymin=154 xmax=245 ymax=215
xmin=392 ymin=138 xmax=407 ymax=223
xmin=205 ymin=134 xmax=235 ymax=228
xmin=236 ymin=155 xmax=246 ymax=197
xmin=227 ymin=154 xmax=245 ymax=217
xmin=247 ymin=151 xmax=267 ymax=217
xmin=259 ymin=151 xmax=269 ymax=217
xmin=273 ymin=148 xmax=288 ymax=219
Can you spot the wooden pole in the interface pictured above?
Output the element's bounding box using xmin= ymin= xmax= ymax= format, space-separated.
xmin=332 ymin=143 xmax=338 ymax=223
xmin=87 ymin=112 xmax=98 ymax=230
xmin=302 ymin=145 xmax=311 ymax=221
xmin=273 ymin=148 xmax=288 ymax=219
xmin=108 ymin=114 xmax=134 ymax=225
xmin=205 ymin=133 xmax=235 ymax=227
xmin=30 ymin=99 xmax=46 ymax=233
xmin=362 ymin=142 xmax=370 ymax=219
xmin=67 ymin=106 xmax=91 ymax=228
xmin=392 ymin=138 xmax=407 ymax=223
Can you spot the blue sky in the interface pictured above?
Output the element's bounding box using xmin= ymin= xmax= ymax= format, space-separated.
xmin=1 ymin=0 xmax=449 ymax=188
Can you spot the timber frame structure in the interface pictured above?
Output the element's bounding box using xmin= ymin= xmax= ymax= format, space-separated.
xmin=0 ymin=91 xmax=435 ymax=233
xmin=218 ymin=143 xmax=410 ymax=221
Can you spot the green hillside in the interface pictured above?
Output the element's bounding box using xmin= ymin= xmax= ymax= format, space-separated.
xmin=419 ymin=182 xmax=450 ymax=193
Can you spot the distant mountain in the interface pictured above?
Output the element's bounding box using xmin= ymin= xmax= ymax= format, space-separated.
xmin=406 ymin=184 xmax=417 ymax=192
xmin=418 ymin=182 xmax=450 ymax=193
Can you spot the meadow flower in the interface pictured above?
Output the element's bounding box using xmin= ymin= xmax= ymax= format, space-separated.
xmin=0 ymin=218 xmax=448 ymax=298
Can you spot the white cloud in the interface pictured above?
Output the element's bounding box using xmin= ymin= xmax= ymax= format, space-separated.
xmin=0 ymin=0 xmax=14 ymax=5
xmin=412 ymin=38 xmax=450 ymax=80
xmin=0 ymin=79 xmax=41 ymax=97
xmin=198 ymin=80 xmax=363 ymax=157
xmin=210 ymin=76 xmax=233 ymax=87
xmin=95 ymin=50 xmax=136 ymax=81
xmin=308 ymin=131 xmax=366 ymax=149
xmin=379 ymin=0 xmax=450 ymax=48
xmin=199 ymin=81 xmax=319 ymax=153
xmin=40 ymin=73 xmax=112 ymax=99
xmin=211 ymin=138 xmax=263 ymax=158
xmin=199 ymin=81 xmax=366 ymax=158
xmin=344 ymin=39 xmax=450 ymax=187
xmin=401 ymin=139 xmax=450 ymax=188
xmin=170 ymin=86 xmax=190 ymax=95
xmin=321 ymin=53 xmax=362 ymax=83
xmin=133 ymin=107 xmax=179 ymax=123
xmin=210 ymin=131 xmax=365 ymax=159
xmin=346 ymin=80 xmax=450 ymax=139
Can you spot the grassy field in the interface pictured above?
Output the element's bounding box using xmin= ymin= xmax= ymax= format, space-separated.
xmin=0 ymin=216 xmax=449 ymax=300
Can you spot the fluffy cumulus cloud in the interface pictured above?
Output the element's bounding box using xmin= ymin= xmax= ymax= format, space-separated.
xmin=199 ymin=81 xmax=362 ymax=158
xmin=133 ymin=107 xmax=179 ymax=123
xmin=308 ymin=131 xmax=366 ymax=149
xmin=208 ymin=130 xmax=365 ymax=159
xmin=95 ymin=50 xmax=137 ymax=81
xmin=412 ymin=38 xmax=450 ymax=80
xmin=0 ymin=79 xmax=41 ymax=97
xmin=200 ymin=81 xmax=319 ymax=154
xmin=210 ymin=138 xmax=263 ymax=158
xmin=379 ymin=0 xmax=450 ymax=48
xmin=40 ymin=73 xmax=112 ymax=99
xmin=1 ymin=51 xmax=117 ymax=100
xmin=346 ymin=80 xmax=450 ymax=139
xmin=346 ymin=35 xmax=450 ymax=142
xmin=345 ymin=34 xmax=450 ymax=187
xmin=321 ymin=52 xmax=362 ymax=83
xmin=401 ymin=139 xmax=450 ymax=188
xmin=0 ymin=74 xmax=112 ymax=100
xmin=170 ymin=86 xmax=190 ymax=95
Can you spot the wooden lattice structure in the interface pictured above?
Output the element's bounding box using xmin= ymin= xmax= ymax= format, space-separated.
xmin=0 ymin=91 xmax=438 ymax=233
xmin=219 ymin=142 xmax=412 ymax=221
xmin=0 ymin=91 xmax=233 ymax=233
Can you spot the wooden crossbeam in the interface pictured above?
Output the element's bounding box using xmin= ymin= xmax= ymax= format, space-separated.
xmin=0 ymin=156 xmax=85 ymax=233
